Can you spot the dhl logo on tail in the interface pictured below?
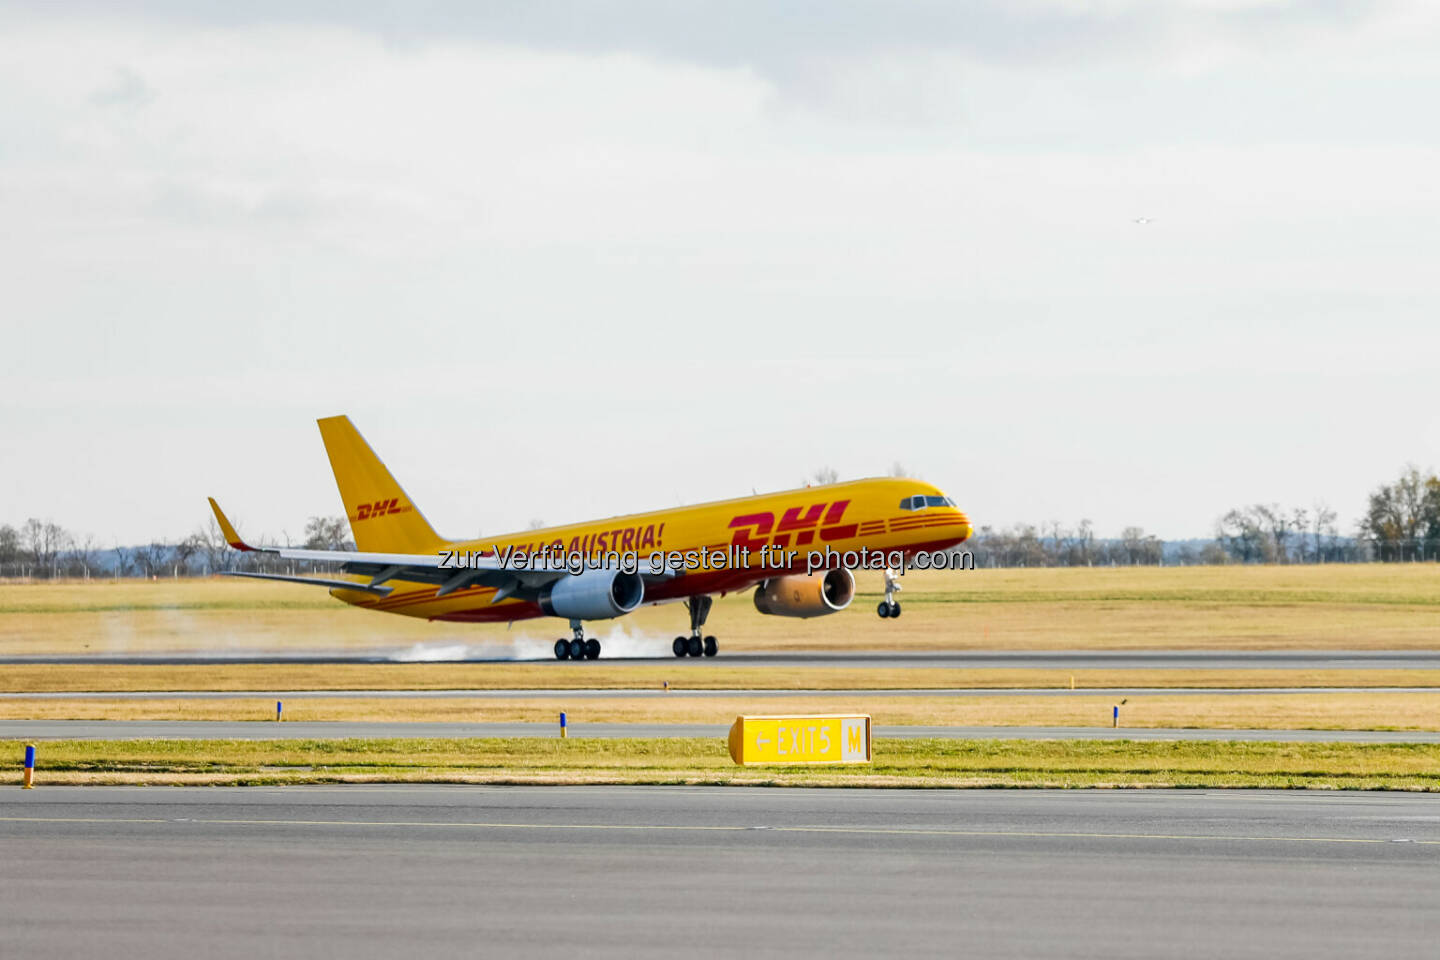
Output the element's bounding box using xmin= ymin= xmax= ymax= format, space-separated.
xmin=353 ymin=498 xmax=410 ymax=522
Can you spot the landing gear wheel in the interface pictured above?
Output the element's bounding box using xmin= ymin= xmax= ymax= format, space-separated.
xmin=555 ymin=639 xmax=570 ymax=660
xmin=569 ymin=638 xmax=586 ymax=660
xmin=681 ymin=596 xmax=714 ymax=659
xmin=584 ymin=638 xmax=601 ymax=660
xmin=880 ymin=567 xmax=903 ymax=622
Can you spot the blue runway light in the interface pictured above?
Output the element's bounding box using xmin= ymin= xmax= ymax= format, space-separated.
xmin=560 ymin=712 xmax=567 ymax=739
xmin=276 ymin=701 xmax=283 ymax=722
xmin=23 ymin=743 xmax=35 ymax=789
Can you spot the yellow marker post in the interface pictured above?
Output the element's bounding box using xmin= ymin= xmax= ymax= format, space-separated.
xmin=728 ymin=715 xmax=871 ymax=765
xmin=1070 ymin=675 xmax=1075 ymax=690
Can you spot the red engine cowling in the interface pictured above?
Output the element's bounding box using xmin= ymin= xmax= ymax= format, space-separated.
xmin=752 ymin=569 xmax=855 ymax=618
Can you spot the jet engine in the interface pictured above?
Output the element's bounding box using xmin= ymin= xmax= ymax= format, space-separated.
xmin=752 ymin=569 xmax=855 ymax=618
xmin=539 ymin=570 xmax=644 ymax=620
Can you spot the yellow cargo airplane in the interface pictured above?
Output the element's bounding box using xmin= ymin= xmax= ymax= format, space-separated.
xmin=209 ymin=416 xmax=972 ymax=660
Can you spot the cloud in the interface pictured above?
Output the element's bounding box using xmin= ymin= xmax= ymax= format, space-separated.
xmin=89 ymin=64 xmax=155 ymax=107
xmin=0 ymin=3 xmax=1436 ymax=542
xmin=11 ymin=0 xmax=1396 ymax=133
xmin=13 ymin=0 xmax=1388 ymax=73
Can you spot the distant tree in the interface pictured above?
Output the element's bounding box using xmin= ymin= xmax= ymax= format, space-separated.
xmin=111 ymin=543 xmax=132 ymax=578
xmin=172 ymin=535 xmax=201 ymax=576
xmin=1199 ymin=541 xmax=1228 ymax=565
xmin=1216 ymin=508 xmax=1268 ymax=563
xmin=1427 ymin=476 xmax=1440 ymax=559
xmin=1041 ymin=520 xmax=1066 ymax=565
xmin=1289 ymin=508 xmax=1310 ymax=562
xmin=1119 ymin=526 xmax=1162 ymax=565
xmin=1252 ymin=504 xmax=1296 ymax=563
xmin=195 ymin=518 xmax=231 ymax=574
xmin=67 ymin=534 xmax=101 ymax=579
xmin=303 ymin=516 xmax=352 ymax=551
xmin=1074 ymin=519 xmax=1095 ymax=566
xmin=812 ymin=467 xmax=840 ymax=485
xmin=21 ymin=518 xmax=69 ymax=578
xmin=1363 ymin=466 xmax=1440 ymax=561
xmin=1309 ymin=502 xmax=1339 ymax=562
xmin=528 ymin=518 xmax=547 ymax=530
xmin=0 ymin=524 xmax=19 ymax=574
xmin=983 ymin=524 xmax=1046 ymax=567
xmin=132 ymin=542 xmax=168 ymax=578
xmin=887 ymin=462 xmax=912 ymax=479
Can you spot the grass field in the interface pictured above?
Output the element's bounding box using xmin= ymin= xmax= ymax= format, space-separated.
xmin=7 ymin=737 xmax=1439 ymax=789
xmin=3 ymin=564 xmax=1439 ymax=655
xmin=4 ymin=692 xmax=1437 ymax=730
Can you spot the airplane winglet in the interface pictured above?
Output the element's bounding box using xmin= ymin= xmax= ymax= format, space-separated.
xmin=208 ymin=497 xmax=255 ymax=552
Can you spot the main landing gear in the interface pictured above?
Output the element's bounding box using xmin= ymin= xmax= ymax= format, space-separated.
xmin=877 ymin=567 xmax=902 ymax=619
xmin=554 ymin=619 xmax=600 ymax=660
xmin=673 ymin=595 xmax=718 ymax=658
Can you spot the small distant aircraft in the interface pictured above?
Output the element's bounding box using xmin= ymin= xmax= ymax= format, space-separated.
xmin=209 ymin=417 xmax=972 ymax=660
xmin=1132 ymin=217 xmax=1154 ymax=225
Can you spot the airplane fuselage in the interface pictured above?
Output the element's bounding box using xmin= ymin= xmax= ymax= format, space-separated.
xmin=334 ymin=477 xmax=971 ymax=622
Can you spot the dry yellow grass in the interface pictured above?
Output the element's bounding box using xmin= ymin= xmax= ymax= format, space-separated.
xmin=4 ymin=564 xmax=1440 ymax=656
xmin=9 ymin=738 xmax=1440 ymax=789
xmin=4 ymin=691 xmax=1437 ymax=730
xmin=2 ymin=663 xmax=1439 ymax=693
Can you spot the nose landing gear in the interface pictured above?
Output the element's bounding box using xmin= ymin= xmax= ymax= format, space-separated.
xmin=877 ymin=567 xmax=902 ymax=618
xmin=673 ymin=596 xmax=718 ymax=657
xmin=554 ymin=620 xmax=601 ymax=660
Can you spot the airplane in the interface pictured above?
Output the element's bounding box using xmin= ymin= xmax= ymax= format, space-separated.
xmin=208 ymin=416 xmax=972 ymax=660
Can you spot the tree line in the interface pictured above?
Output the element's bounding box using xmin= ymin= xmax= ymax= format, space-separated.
xmin=0 ymin=516 xmax=353 ymax=580
xmin=967 ymin=466 xmax=1438 ymax=567
xmin=2 ymin=466 xmax=1438 ymax=577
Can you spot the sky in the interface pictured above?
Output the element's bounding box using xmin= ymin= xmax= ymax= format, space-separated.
xmin=1 ymin=0 xmax=1437 ymax=546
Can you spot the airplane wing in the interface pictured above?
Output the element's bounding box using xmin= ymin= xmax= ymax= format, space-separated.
xmin=207 ymin=498 xmax=675 ymax=602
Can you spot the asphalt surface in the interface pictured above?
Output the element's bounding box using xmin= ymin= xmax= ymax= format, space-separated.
xmin=2 ymin=786 xmax=1436 ymax=959
xmin=6 ymin=719 xmax=1440 ymax=742
xmin=7 ymin=648 xmax=1440 ymax=668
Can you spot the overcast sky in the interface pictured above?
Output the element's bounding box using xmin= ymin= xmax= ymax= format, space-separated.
xmin=2 ymin=1 xmax=1436 ymax=546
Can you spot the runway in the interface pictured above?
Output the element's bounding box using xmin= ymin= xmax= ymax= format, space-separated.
xmin=2 ymin=786 xmax=1435 ymax=959
xmin=3 ymin=686 xmax=1437 ymax=700
xmin=7 ymin=648 xmax=1440 ymax=669
xmin=6 ymin=719 xmax=1440 ymax=743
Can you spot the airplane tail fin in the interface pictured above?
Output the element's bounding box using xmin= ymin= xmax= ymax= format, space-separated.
xmin=316 ymin=415 xmax=445 ymax=554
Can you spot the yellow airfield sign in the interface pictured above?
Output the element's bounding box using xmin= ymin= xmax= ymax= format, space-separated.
xmin=727 ymin=714 xmax=872 ymax=765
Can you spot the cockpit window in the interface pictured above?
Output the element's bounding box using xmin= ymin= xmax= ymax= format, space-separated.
xmin=901 ymin=494 xmax=958 ymax=510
